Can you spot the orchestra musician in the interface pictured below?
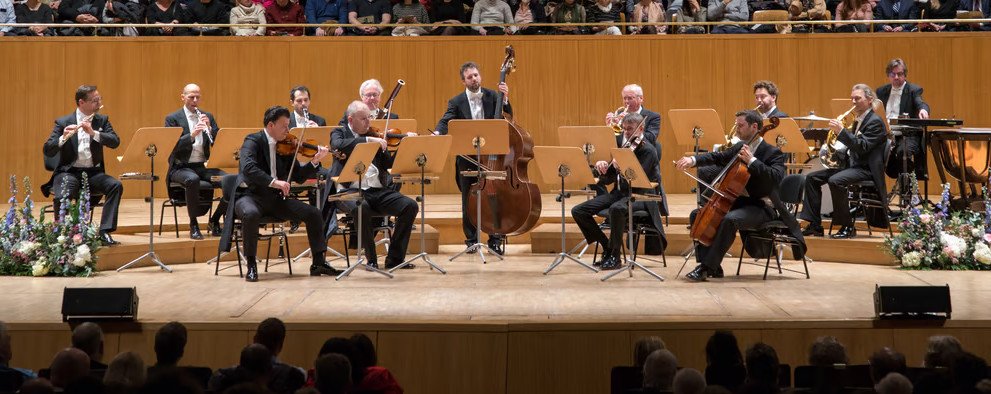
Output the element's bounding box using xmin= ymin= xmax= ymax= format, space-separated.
xmin=41 ymin=85 xmax=123 ymax=246
xmin=604 ymin=84 xmax=661 ymax=144
xmin=754 ymin=80 xmax=789 ymax=119
xmin=329 ymin=101 xmax=419 ymax=270
xmin=434 ymin=61 xmax=512 ymax=255
xmin=165 ymin=83 xmax=227 ymax=239
xmin=219 ymin=106 xmax=341 ymax=282
xmin=338 ymin=79 xmax=399 ymax=126
xmin=799 ymin=84 xmax=888 ymax=239
xmin=876 ymin=58 xmax=930 ymax=180
xmin=676 ymin=109 xmax=804 ymax=281
xmin=572 ymin=113 xmax=667 ymax=270
xmin=290 ymin=86 xmax=328 ymax=128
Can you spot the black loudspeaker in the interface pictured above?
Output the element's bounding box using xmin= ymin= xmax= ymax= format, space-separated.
xmin=874 ymin=285 xmax=951 ymax=320
xmin=61 ymin=287 xmax=139 ymax=322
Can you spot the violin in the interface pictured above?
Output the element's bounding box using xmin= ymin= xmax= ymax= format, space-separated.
xmin=276 ymin=133 xmax=346 ymax=160
xmin=367 ymin=126 xmax=414 ymax=151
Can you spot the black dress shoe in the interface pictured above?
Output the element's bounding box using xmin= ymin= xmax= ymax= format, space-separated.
xmin=289 ymin=220 xmax=301 ymax=233
xmin=189 ymin=223 xmax=204 ymax=240
xmin=246 ymin=261 xmax=259 ymax=282
xmin=99 ymin=231 xmax=120 ymax=246
xmin=386 ymin=261 xmax=415 ymax=270
xmin=831 ymin=225 xmax=857 ymax=239
xmin=599 ymin=255 xmax=622 ymax=270
xmin=802 ymin=225 xmax=824 ymax=237
xmin=709 ymin=266 xmax=725 ymax=278
xmin=488 ymin=237 xmax=505 ymax=256
xmin=310 ymin=263 xmax=342 ymax=276
xmin=208 ymin=221 xmax=222 ymax=236
xmin=685 ymin=264 xmax=709 ymax=282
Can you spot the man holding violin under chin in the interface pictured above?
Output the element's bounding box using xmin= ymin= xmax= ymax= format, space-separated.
xmin=675 ymin=109 xmax=805 ymax=282
xmin=571 ymin=113 xmax=666 ymax=271
xmin=223 ymin=106 xmax=341 ymax=282
xmin=328 ymin=101 xmax=419 ymax=270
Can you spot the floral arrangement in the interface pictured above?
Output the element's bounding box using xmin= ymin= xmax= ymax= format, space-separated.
xmin=884 ymin=176 xmax=991 ymax=270
xmin=0 ymin=175 xmax=102 ymax=276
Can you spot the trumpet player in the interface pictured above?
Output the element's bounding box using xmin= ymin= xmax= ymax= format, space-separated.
xmin=165 ymin=83 xmax=227 ymax=240
xmin=754 ymin=80 xmax=789 ymax=119
xmin=41 ymin=85 xmax=123 ymax=246
xmin=605 ymin=84 xmax=661 ymax=144
xmin=799 ymin=84 xmax=888 ymax=239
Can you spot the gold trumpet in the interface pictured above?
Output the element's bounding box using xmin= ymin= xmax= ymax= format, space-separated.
xmin=819 ymin=105 xmax=856 ymax=169
xmin=608 ymin=105 xmax=628 ymax=135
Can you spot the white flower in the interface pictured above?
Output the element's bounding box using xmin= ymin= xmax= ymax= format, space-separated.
xmin=976 ymin=243 xmax=991 ymax=265
xmin=16 ymin=241 xmax=39 ymax=255
xmin=941 ymin=233 xmax=967 ymax=258
xmin=31 ymin=262 xmax=49 ymax=276
xmin=72 ymin=245 xmax=92 ymax=267
xmin=973 ymin=228 xmax=984 ymax=238
xmin=57 ymin=235 xmax=66 ymax=244
xmin=902 ymin=251 xmax=922 ymax=267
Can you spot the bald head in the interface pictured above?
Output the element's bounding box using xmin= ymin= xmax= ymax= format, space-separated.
xmin=71 ymin=322 xmax=104 ymax=362
xmin=644 ymin=349 xmax=678 ymax=391
xmin=673 ymin=368 xmax=706 ymax=394
xmin=49 ymin=347 xmax=90 ymax=388
xmin=183 ymin=84 xmax=201 ymax=95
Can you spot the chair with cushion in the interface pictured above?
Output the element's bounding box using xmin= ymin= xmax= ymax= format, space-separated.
xmin=214 ymin=174 xmax=293 ymax=277
xmin=736 ymin=173 xmax=811 ymax=279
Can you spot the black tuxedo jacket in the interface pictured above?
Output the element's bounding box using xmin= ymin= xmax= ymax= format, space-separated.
xmin=837 ymin=110 xmax=889 ymax=228
xmin=165 ymin=108 xmax=220 ymax=174
xmin=873 ymin=0 xmax=919 ymax=29
xmin=328 ymin=124 xmax=395 ymax=188
xmin=638 ymin=108 xmax=662 ymax=145
xmin=290 ymin=112 xmax=328 ymax=128
xmin=599 ymin=138 xmax=668 ymax=253
xmin=338 ymin=110 xmax=397 ymax=127
xmin=766 ymin=107 xmax=789 ymax=118
xmin=876 ymin=82 xmax=929 ymax=119
xmin=694 ymin=139 xmax=807 ymax=260
xmin=434 ymin=88 xmax=513 ymax=133
xmin=41 ymin=112 xmax=121 ymax=196
xmin=239 ymin=130 xmax=319 ymax=200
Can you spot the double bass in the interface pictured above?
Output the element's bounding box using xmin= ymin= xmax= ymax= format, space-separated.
xmin=466 ymin=46 xmax=542 ymax=236
xmin=690 ymin=117 xmax=779 ymax=246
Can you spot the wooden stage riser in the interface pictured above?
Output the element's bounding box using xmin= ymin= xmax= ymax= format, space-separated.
xmin=8 ymin=323 xmax=991 ymax=394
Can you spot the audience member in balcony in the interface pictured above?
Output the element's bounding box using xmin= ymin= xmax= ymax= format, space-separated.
xmin=586 ymin=0 xmax=622 ymax=33
xmin=1 ymin=0 xmax=17 ymax=36
xmin=56 ymin=0 xmax=104 ymax=34
xmin=868 ymin=347 xmax=907 ymax=384
xmin=808 ymin=336 xmax=848 ymax=366
xmin=916 ymin=0 xmax=959 ymax=31
xmin=348 ymin=0 xmax=392 ymax=35
xmin=265 ymin=0 xmax=305 ymax=35
xmin=872 ymin=0 xmax=916 ymax=31
xmin=230 ymin=0 xmax=266 ymax=35
xmin=741 ymin=342 xmax=780 ymax=393
xmin=513 ymin=0 xmax=548 ymax=34
xmin=49 ymin=348 xmax=90 ymax=390
xmin=392 ymin=0 xmax=430 ymax=35
xmin=145 ymin=0 xmax=193 ymax=35
xmin=833 ymin=0 xmax=871 ymax=31
xmin=314 ymin=353 xmax=351 ymax=394
xmin=13 ymin=0 xmax=56 ymax=36
xmin=430 ymin=0 xmax=467 ymax=34
xmin=641 ymin=349 xmax=678 ymax=393
xmin=550 ymin=0 xmax=586 ymax=33
xmin=349 ymin=333 xmax=403 ymax=394
xmin=674 ymin=368 xmax=707 ymax=394
xmin=875 ymin=372 xmax=913 ymax=394
xmin=704 ymin=331 xmax=746 ymax=392
xmin=634 ymin=336 xmax=667 ymax=368
xmin=958 ymin=0 xmax=989 ymax=30
xmin=707 ymin=0 xmax=749 ymax=33
xmin=0 ymin=321 xmax=35 ymax=383
xmin=924 ymin=335 xmax=963 ymax=368
xmin=788 ymin=0 xmax=827 ymax=32
xmin=103 ymin=351 xmax=146 ymax=394
xmin=470 ymin=0 xmax=515 ymax=34
xmin=72 ymin=322 xmax=108 ymax=374
xmin=306 ymin=0 xmax=348 ymax=35
xmin=189 ymin=0 xmax=232 ymax=35
xmin=629 ymin=0 xmax=665 ymax=34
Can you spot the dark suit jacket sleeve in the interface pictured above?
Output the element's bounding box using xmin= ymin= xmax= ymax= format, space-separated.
xmin=44 ymin=117 xmax=68 ymax=157
xmin=96 ymin=116 xmax=120 ymax=149
xmin=208 ymin=113 xmax=219 ymax=144
xmin=910 ymin=84 xmax=930 ymax=115
xmin=290 ymin=161 xmax=319 ymax=183
xmin=645 ymin=111 xmax=661 ymax=142
xmin=748 ymin=146 xmax=785 ymax=189
xmin=338 ymin=110 xmax=348 ymax=127
xmin=694 ymin=143 xmax=740 ymax=168
xmin=435 ymin=96 xmax=461 ymax=134
xmin=837 ymin=116 xmax=886 ymax=157
xmin=240 ymin=135 xmax=274 ymax=188
xmin=313 ymin=114 xmax=327 ymax=127
xmin=330 ymin=127 xmax=368 ymax=153
xmin=167 ymin=112 xmax=194 ymax=159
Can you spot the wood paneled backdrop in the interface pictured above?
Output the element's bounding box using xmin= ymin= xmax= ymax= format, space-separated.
xmin=1 ymin=34 xmax=990 ymax=199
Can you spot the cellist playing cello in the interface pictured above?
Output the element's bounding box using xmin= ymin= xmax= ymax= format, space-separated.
xmin=675 ymin=109 xmax=806 ymax=282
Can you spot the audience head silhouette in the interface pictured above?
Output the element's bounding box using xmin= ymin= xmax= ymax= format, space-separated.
xmin=808 ymin=336 xmax=849 ymax=366
xmin=643 ymin=349 xmax=678 ymax=391
xmin=254 ymin=318 xmax=287 ymax=358
xmin=71 ymin=322 xmax=104 ymax=364
xmin=49 ymin=347 xmax=90 ymax=388
xmin=315 ymin=353 xmax=352 ymax=394
xmin=154 ymin=321 xmax=188 ymax=366
xmin=673 ymin=367 xmax=707 ymax=394
xmin=634 ymin=336 xmax=667 ymax=368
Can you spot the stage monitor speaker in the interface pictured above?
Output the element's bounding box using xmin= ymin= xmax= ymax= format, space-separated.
xmin=874 ymin=285 xmax=951 ymax=320
xmin=61 ymin=287 xmax=139 ymax=322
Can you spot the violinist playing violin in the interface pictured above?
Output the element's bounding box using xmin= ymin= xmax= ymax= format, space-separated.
xmin=675 ymin=109 xmax=805 ymax=282
xmin=571 ymin=113 xmax=667 ymax=271
xmin=226 ymin=106 xmax=342 ymax=282
xmin=329 ymin=101 xmax=419 ymax=270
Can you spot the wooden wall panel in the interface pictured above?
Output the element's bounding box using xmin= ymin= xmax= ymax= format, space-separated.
xmin=2 ymin=35 xmax=990 ymax=200
xmin=507 ymin=330 xmax=631 ymax=394
xmin=377 ymin=331 xmax=508 ymax=394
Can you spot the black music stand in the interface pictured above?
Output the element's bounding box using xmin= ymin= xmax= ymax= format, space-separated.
xmin=117 ymin=127 xmax=182 ymax=272
xmin=331 ymin=142 xmax=394 ymax=280
xmin=601 ymin=148 xmax=665 ymax=282
xmin=447 ymin=119 xmax=511 ymax=264
xmin=387 ymin=135 xmax=452 ymax=273
xmin=557 ymin=126 xmax=617 ymax=258
xmin=533 ymin=146 xmax=599 ymax=274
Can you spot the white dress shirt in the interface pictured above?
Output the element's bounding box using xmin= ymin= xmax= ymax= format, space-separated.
xmin=265 ymin=132 xmax=279 ymax=187
xmin=885 ymin=85 xmax=904 ymax=119
xmin=183 ymin=107 xmax=207 ymax=163
xmin=294 ymin=111 xmax=310 ymax=128
xmin=348 ymin=123 xmax=383 ymax=190
xmin=466 ymin=88 xmax=485 ymax=120
xmin=59 ymin=109 xmax=103 ymax=168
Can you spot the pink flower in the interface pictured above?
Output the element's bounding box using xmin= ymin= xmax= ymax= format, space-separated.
xmin=72 ymin=234 xmax=83 ymax=245
xmin=920 ymin=213 xmax=932 ymax=224
xmin=984 ymin=233 xmax=991 ymax=244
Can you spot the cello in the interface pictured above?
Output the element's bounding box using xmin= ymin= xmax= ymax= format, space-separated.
xmin=690 ymin=117 xmax=779 ymax=246
xmin=466 ymin=46 xmax=542 ymax=237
